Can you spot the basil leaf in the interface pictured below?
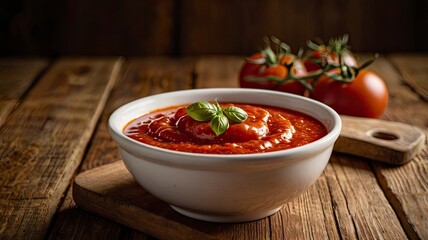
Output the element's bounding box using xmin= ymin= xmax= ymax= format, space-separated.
xmin=210 ymin=114 xmax=229 ymax=136
xmin=185 ymin=99 xmax=248 ymax=136
xmin=214 ymin=99 xmax=222 ymax=112
xmin=223 ymin=106 xmax=248 ymax=123
xmin=186 ymin=101 xmax=218 ymax=121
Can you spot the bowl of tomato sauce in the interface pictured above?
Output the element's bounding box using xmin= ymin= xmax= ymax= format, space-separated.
xmin=108 ymin=88 xmax=341 ymax=223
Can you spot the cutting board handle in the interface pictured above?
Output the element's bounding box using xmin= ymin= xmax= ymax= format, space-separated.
xmin=334 ymin=115 xmax=426 ymax=165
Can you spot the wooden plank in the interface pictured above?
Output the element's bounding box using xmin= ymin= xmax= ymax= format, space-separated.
xmin=179 ymin=0 xmax=416 ymax=55
xmin=271 ymin=179 xmax=339 ymax=239
xmin=3 ymin=0 xmax=426 ymax=56
xmin=0 ymin=57 xmax=122 ymax=239
xmin=326 ymin=155 xmax=407 ymax=239
xmin=3 ymin=0 xmax=176 ymax=56
xmin=194 ymin=56 xmax=243 ymax=88
xmin=0 ymin=197 xmax=60 ymax=240
xmin=45 ymin=188 xmax=129 ymax=240
xmin=47 ymin=58 xmax=195 ymax=239
xmin=363 ymin=54 xmax=428 ymax=239
xmin=388 ymin=54 xmax=428 ymax=101
xmin=0 ymin=58 xmax=49 ymax=127
xmin=80 ymin=57 xmax=195 ymax=172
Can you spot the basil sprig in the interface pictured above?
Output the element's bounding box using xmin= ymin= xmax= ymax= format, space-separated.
xmin=223 ymin=106 xmax=248 ymax=123
xmin=185 ymin=101 xmax=217 ymax=121
xmin=185 ymin=100 xmax=248 ymax=136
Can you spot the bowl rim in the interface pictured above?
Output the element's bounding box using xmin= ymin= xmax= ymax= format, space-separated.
xmin=108 ymin=88 xmax=342 ymax=167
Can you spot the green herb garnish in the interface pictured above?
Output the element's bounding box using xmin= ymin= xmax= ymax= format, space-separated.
xmin=185 ymin=99 xmax=248 ymax=136
xmin=210 ymin=114 xmax=230 ymax=136
xmin=223 ymin=106 xmax=248 ymax=123
xmin=185 ymin=101 xmax=218 ymax=121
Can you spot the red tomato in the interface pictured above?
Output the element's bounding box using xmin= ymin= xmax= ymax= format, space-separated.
xmin=276 ymin=80 xmax=307 ymax=96
xmin=304 ymin=49 xmax=357 ymax=72
xmin=304 ymin=35 xmax=358 ymax=72
xmin=239 ymin=53 xmax=287 ymax=90
xmin=239 ymin=53 xmax=309 ymax=96
xmin=311 ymin=70 xmax=388 ymax=118
xmin=278 ymin=55 xmax=309 ymax=95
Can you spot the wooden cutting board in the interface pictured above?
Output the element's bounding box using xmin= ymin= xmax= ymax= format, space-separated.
xmin=73 ymin=161 xmax=256 ymax=240
xmin=336 ymin=115 xmax=426 ymax=165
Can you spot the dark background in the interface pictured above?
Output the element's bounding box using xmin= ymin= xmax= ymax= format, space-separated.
xmin=1 ymin=0 xmax=427 ymax=57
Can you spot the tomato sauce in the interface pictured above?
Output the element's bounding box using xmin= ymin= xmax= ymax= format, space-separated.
xmin=123 ymin=103 xmax=327 ymax=154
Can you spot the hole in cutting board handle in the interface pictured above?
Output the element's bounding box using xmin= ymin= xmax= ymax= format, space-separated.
xmin=75 ymin=65 xmax=91 ymax=75
xmin=370 ymin=131 xmax=399 ymax=141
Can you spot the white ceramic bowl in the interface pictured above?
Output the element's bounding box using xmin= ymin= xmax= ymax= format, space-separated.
xmin=108 ymin=88 xmax=341 ymax=223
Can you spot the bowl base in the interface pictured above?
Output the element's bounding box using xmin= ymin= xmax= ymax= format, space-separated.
xmin=170 ymin=205 xmax=282 ymax=223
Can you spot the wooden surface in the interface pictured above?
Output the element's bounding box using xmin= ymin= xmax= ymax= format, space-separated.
xmin=2 ymin=0 xmax=427 ymax=56
xmin=71 ymin=158 xmax=408 ymax=240
xmin=0 ymin=55 xmax=427 ymax=239
xmin=336 ymin=115 xmax=426 ymax=165
xmin=0 ymin=59 xmax=49 ymax=127
xmin=73 ymin=161 xmax=236 ymax=240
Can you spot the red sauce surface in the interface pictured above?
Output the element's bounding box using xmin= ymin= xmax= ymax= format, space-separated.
xmin=123 ymin=103 xmax=327 ymax=154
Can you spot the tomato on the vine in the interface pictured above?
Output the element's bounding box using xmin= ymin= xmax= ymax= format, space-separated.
xmin=239 ymin=35 xmax=389 ymax=118
xmin=239 ymin=52 xmax=287 ymax=90
xmin=311 ymin=69 xmax=388 ymax=118
xmin=304 ymin=49 xmax=357 ymax=72
xmin=304 ymin=35 xmax=358 ymax=72
xmin=239 ymin=53 xmax=309 ymax=96
xmin=277 ymin=54 xmax=309 ymax=95
xmin=239 ymin=39 xmax=310 ymax=96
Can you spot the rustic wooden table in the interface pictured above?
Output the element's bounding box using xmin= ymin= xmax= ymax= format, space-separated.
xmin=0 ymin=54 xmax=427 ymax=239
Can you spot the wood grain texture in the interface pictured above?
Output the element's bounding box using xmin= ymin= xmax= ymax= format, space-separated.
xmin=179 ymin=0 xmax=418 ymax=55
xmin=0 ymin=197 xmax=61 ymax=240
xmin=326 ymin=155 xmax=407 ymax=239
xmin=47 ymin=58 xmax=195 ymax=239
xmin=0 ymin=58 xmax=122 ymax=239
xmin=194 ymin=56 xmax=243 ymax=88
xmin=81 ymin=57 xmax=195 ymax=172
xmin=388 ymin=54 xmax=428 ymax=101
xmin=59 ymin=0 xmax=176 ymax=56
xmin=0 ymin=58 xmax=49 ymax=127
xmin=336 ymin=115 xmax=426 ymax=165
xmin=3 ymin=0 xmax=424 ymax=56
xmin=1 ymin=0 xmax=177 ymax=56
xmin=363 ymin=54 xmax=428 ymax=239
xmin=271 ymin=179 xmax=339 ymax=239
